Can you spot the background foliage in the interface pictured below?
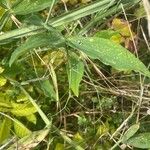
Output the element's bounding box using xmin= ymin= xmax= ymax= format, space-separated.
xmin=0 ymin=0 xmax=150 ymax=149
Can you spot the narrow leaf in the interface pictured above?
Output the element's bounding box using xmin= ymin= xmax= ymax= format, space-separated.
xmin=67 ymin=37 xmax=150 ymax=78
xmin=125 ymin=133 xmax=150 ymax=148
xmin=0 ymin=117 xmax=12 ymax=144
xmin=67 ymin=53 xmax=84 ymax=97
xmin=12 ymin=0 xmax=57 ymax=15
xmin=0 ymin=25 xmax=44 ymax=44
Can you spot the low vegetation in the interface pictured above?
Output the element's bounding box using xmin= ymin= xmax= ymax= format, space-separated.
xmin=0 ymin=0 xmax=150 ymax=149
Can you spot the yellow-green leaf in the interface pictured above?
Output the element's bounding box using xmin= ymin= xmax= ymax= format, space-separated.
xmin=0 ymin=92 xmax=12 ymax=108
xmin=26 ymin=114 xmax=37 ymax=124
xmin=95 ymin=30 xmax=120 ymax=39
xmin=95 ymin=29 xmax=123 ymax=44
xmin=0 ymin=117 xmax=12 ymax=144
xmin=11 ymin=102 xmax=37 ymax=116
xmin=73 ymin=132 xmax=84 ymax=142
xmin=16 ymin=94 xmax=29 ymax=102
xmin=111 ymin=18 xmax=135 ymax=37
xmin=55 ymin=143 xmax=64 ymax=150
xmin=0 ymin=67 xmax=4 ymax=74
xmin=96 ymin=122 xmax=109 ymax=136
xmin=0 ymin=107 xmax=12 ymax=112
xmin=0 ymin=76 xmax=7 ymax=86
xmin=13 ymin=119 xmax=31 ymax=138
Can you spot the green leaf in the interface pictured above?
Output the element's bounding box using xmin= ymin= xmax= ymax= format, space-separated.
xmin=11 ymin=102 xmax=37 ymax=116
xmin=9 ymin=32 xmax=65 ymax=66
xmin=12 ymin=0 xmax=57 ymax=15
xmin=13 ymin=119 xmax=31 ymax=138
xmin=0 ymin=25 xmax=43 ymax=45
xmin=67 ymin=37 xmax=150 ymax=78
xmin=0 ymin=117 xmax=12 ymax=144
xmin=125 ymin=133 xmax=150 ymax=149
xmin=40 ymin=79 xmax=56 ymax=99
xmin=122 ymin=123 xmax=140 ymax=142
xmin=7 ymin=128 xmax=50 ymax=150
xmin=94 ymin=30 xmax=120 ymax=39
xmin=67 ymin=53 xmax=84 ymax=97
xmin=95 ymin=29 xmax=123 ymax=44
xmin=23 ymin=14 xmax=44 ymax=26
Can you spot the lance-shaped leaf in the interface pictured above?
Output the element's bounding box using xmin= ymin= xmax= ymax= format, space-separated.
xmin=12 ymin=0 xmax=57 ymax=15
xmin=122 ymin=123 xmax=140 ymax=142
xmin=67 ymin=37 xmax=150 ymax=78
xmin=9 ymin=31 xmax=65 ymax=66
xmin=67 ymin=53 xmax=84 ymax=97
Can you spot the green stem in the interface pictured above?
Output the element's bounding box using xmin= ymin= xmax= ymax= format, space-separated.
xmin=20 ymin=85 xmax=51 ymax=127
